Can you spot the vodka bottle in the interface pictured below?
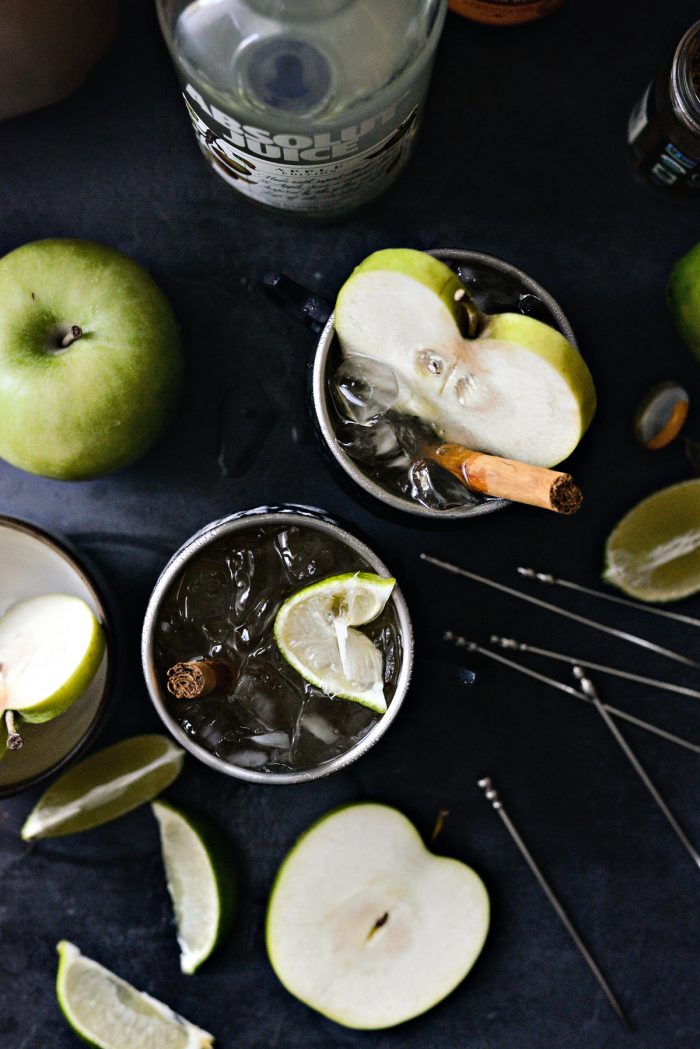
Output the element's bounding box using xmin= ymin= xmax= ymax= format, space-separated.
xmin=156 ymin=0 xmax=447 ymax=218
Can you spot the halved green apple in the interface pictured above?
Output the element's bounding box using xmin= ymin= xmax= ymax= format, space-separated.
xmin=266 ymin=802 xmax=489 ymax=1029
xmin=0 ymin=595 xmax=105 ymax=748
xmin=335 ymin=249 xmax=596 ymax=467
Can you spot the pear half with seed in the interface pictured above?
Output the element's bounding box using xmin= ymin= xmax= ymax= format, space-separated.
xmin=266 ymin=802 xmax=489 ymax=1029
xmin=0 ymin=595 xmax=105 ymax=749
xmin=335 ymin=249 xmax=596 ymax=467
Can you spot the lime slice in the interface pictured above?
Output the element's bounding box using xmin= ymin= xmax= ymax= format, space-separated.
xmin=603 ymin=479 xmax=700 ymax=602
xmin=21 ymin=734 xmax=184 ymax=841
xmin=152 ymin=800 xmax=236 ymax=974
xmin=0 ymin=594 xmax=105 ymax=723
xmin=274 ymin=572 xmax=395 ymax=713
xmin=56 ymin=940 xmax=214 ymax=1049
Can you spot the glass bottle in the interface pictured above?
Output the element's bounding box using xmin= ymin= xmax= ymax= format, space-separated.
xmin=448 ymin=0 xmax=562 ymax=26
xmin=628 ymin=19 xmax=700 ymax=197
xmin=156 ymin=0 xmax=447 ymax=219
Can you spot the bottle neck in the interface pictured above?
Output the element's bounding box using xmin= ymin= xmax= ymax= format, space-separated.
xmin=672 ymin=20 xmax=700 ymax=134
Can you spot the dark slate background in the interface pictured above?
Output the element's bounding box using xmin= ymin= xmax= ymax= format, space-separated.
xmin=1 ymin=3 xmax=699 ymax=1047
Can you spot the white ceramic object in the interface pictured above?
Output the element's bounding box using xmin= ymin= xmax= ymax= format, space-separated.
xmin=0 ymin=515 xmax=112 ymax=796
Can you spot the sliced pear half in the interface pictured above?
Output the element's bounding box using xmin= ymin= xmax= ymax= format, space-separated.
xmin=0 ymin=594 xmax=105 ymax=725
xmin=335 ymin=248 xmax=596 ymax=468
xmin=266 ymin=802 xmax=489 ymax=1030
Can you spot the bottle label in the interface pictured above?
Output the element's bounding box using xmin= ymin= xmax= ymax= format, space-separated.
xmin=448 ymin=0 xmax=562 ymax=25
xmin=648 ymin=141 xmax=700 ymax=190
xmin=181 ymin=83 xmax=423 ymax=214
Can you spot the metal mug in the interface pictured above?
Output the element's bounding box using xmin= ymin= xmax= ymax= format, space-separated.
xmin=261 ymin=247 xmax=578 ymax=521
xmin=141 ymin=505 xmax=414 ymax=785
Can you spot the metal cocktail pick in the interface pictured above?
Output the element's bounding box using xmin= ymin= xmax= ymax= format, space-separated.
xmin=518 ymin=567 xmax=700 ymax=630
xmin=445 ymin=634 xmax=700 ymax=757
xmin=477 ymin=776 xmax=631 ymax=1031
xmin=572 ymin=667 xmax=700 ymax=872
xmin=420 ymin=554 xmax=699 ymax=669
xmin=490 ymin=636 xmax=700 ymax=701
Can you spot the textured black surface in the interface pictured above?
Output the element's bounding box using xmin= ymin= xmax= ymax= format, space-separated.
xmin=1 ymin=3 xmax=699 ymax=1047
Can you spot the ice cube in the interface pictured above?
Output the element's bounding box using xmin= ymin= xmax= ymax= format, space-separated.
xmin=175 ymin=558 xmax=233 ymax=622
xmin=274 ymin=526 xmax=336 ymax=583
xmin=248 ymin=731 xmax=290 ymax=749
xmin=217 ymin=745 xmax=268 ymax=768
xmin=233 ymin=661 xmax=304 ymax=736
xmin=409 ymin=459 xmax=480 ymax=511
xmin=332 ymin=354 xmax=399 ymax=426
xmin=336 ymin=417 xmax=404 ymax=465
xmin=290 ymin=690 xmax=377 ymax=769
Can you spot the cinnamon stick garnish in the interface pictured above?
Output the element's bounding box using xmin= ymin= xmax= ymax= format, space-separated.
xmin=429 ymin=443 xmax=583 ymax=514
xmin=167 ymin=658 xmax=235 ymax=699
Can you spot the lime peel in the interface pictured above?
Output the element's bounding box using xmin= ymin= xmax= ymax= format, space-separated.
xmin=274 ymin=572 xmax=395 ymax=713
xmin=56 ymin=940 xmax=214 ymax=1049
xmin=152 ymin=799 xmax=236 ymax=974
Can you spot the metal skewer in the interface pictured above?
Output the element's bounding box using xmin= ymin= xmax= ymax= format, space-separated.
xmin=518 ymin=566 xmax=700 ymax=630
xmin=477 ymin=776 xmax=631 ymax=1031
xmin=572 ymin=667 xmax=700 ymax=872
xmin=490 ymin=635 xmax=700 ymax=701
xmin=420 ymin=553 xmax=699 ymax=669
xmin=445 ymin=633 xmax=700 ymax=757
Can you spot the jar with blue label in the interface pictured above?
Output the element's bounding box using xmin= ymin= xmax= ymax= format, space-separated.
xmin=628 ymin=20 xmax=700 ymax=197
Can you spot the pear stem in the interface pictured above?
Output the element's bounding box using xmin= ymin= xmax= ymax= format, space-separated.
xmin=61 ymin=325 xmax=83 ymax=348
xmin=5 ymin=710 xmax=23 ymax=751
xmin=453 ymin=288 xmax=485 ymax=338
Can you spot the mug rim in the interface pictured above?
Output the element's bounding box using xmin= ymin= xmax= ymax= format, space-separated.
xmin=141 ymin=505 xmax=414 ymax=785
xmin=312 ymin=247 xmax=578 ymax=521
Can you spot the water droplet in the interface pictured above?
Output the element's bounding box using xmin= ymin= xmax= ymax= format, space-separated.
xmin=455 ymin=374 xmax=477 ymax=406
xmin=415 ymin=350 xmax=444 ymax=375
xmin=518 ymin=293 xmax=543 ymax=316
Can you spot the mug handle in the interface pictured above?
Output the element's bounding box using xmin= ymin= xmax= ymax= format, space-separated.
xmin=259 ymin=272 xmax=333 ymax=335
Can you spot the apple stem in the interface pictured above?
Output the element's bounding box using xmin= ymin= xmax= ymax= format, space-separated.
xmin=5 ymin=710 xmax=23 ymax=751
xmin=61 ymin=325 xmax=83 ymax=348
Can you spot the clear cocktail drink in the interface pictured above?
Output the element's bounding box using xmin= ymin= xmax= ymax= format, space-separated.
xmin=151 ymin=512 xmax=407 ymax=777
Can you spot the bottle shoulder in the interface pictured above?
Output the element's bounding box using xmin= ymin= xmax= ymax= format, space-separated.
xmin=162 ymin=0 xmax=445 ymax=124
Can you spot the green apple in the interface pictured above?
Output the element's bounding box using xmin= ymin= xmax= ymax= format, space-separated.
xmin=667 ymin=241 xmax=700 ymax=359
xmin=335 ymin=248 xmax=596 ymax=468
xmin=266 ymin=802 xmax=490 ymax=1029
xmin=0 ymin=595 xmax=105 ymax=752
xmin=0 ymin=239 xmax=183 ymax=479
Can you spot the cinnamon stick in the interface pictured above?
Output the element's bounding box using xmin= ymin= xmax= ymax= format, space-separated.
xmin=429 ymin=443 xmax=582 ymax=514
xmin=167 ymin=658 xmax=235 ymax=699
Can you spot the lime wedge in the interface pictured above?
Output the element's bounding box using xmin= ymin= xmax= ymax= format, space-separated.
xmin=152 ymin=800 xmax=236 ymax=974
xmin=604 ymin=479 xmax=700 ymax=602
xmin=21 ymin=734 xmax=184 ymax=841
xmin=274 ymin=572 xmax=395 ymax=713
xmin=56 ymin=941 xmax=214 ymax=1049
